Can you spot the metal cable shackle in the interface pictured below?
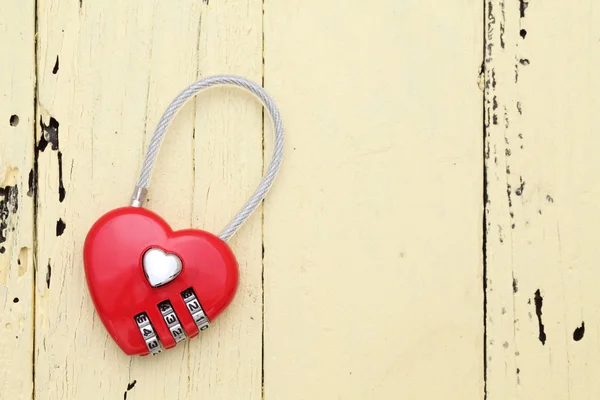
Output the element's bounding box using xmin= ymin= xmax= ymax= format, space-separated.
xmin=130 ymin=75 xmax=285 ymax=242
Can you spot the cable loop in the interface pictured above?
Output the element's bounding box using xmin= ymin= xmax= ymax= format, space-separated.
xmin=131 ymin=75 xmax=285 ymax=242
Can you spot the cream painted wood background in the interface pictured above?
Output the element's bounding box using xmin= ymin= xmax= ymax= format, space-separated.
xmin=0 ymin=0 xmax=595 ymax=399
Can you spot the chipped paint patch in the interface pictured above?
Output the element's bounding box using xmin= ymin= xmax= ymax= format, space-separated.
xmin=0 ymin=184 xmax=18 ymax=246
xmin=18 ymin=247 xmax=29 ymax=277
xmin=573 ymin=322 xmax=585 ymax=342
xmin=534 ymin=290 xmax=546 ymax=345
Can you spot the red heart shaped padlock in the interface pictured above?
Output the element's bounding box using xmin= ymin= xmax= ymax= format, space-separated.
xmin=82 ymin=75 xmax=284 ymax=356
xmin=84 ymin=206 xmax=238 ymax=356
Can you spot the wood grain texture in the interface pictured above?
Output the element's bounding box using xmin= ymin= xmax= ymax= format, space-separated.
xmin=263 ymin=1 xmax=484 ymax=398
xmin=11 ymin=0 xmax=600 ymax=399
xmin=0 ymin=1 xmax=35 ymax=399
xmin=485 ymin=1 xmax=600 ymax=399
xmin=35 ymin=1 xmax=262 ymax=399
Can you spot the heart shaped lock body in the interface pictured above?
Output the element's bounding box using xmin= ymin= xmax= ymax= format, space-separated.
xmin=83 ymin=206 xmax=238 ymax=356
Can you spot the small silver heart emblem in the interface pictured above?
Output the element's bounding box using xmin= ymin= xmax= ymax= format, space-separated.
xmin=143 ymin=248 xmax=183 ymax=288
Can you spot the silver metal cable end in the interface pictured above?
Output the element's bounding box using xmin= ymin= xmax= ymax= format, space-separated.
xmin=130 ymin=186 xmax=148 ymax=207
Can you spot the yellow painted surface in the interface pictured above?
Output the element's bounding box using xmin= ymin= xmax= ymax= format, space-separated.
xmin=0 ymin=1 xmax=35 ymax=399
xmin=263 ymin=1 xmax=483 ymax=399
xmin=0 ymin=0 xmax=595 ymax=399
xmin=485 ymin=1 xmax=600 ymax=399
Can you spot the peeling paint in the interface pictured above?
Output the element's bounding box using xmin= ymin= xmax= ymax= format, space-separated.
xmin=0 ymin=184 xmax=18 ymax=245
xmin=56 ymin=219 xmax=66 ymax=237
xmin=39 ymin=116 xmax=59 ymax=152
xmin=124 ymin=380 xmax=137 ymax=400
xmin=534 ymin=289 xmax=546 ymax=345
xmin=573 ymin=322 xmax=585 ymax=341
xmin=52 ymin=56 xmax=59 ymax=74
xmin=58 ymin=151 xmax=65 ymax=202
xmin=9 ymin=115 xmax=19 ymax=127
xmin=46 ymin=262 xmax=51 ymax=289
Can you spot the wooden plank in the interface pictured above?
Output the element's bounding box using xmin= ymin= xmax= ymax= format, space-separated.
xmin=263 ymin=1 xmax=484 ymax=398
xmin=0 ymin=1 xmax=36 ymax=399
xmin=485 ymin=1 xmax=600 ymax=399
xmin=35 ymin=1 xmax=262 ymax=399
